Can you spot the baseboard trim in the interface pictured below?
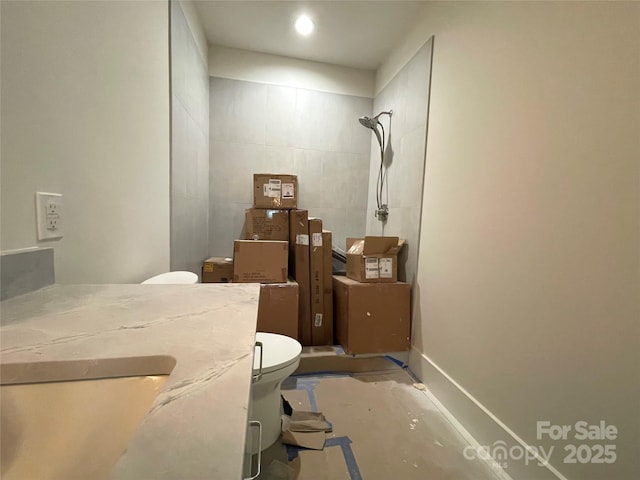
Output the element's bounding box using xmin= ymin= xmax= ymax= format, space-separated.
xmin=408 ymin=346 xmax=568 ymax=480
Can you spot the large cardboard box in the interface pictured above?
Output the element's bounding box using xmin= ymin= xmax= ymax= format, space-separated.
xmin=202 ymin=257 xmax=233 ymax=283
xmin=233 ymin=240 xmax=288 ymax=283
xmin=333 ymin=276 xmax=410 ymax=354
xmin=308 ymin=218 xmax=324 ymax=345
xmin=257 ymin=279 xmax=299 ymax=339
xmin=245 ymin=208 xmax=289 ymax=241
xmin=289 ymin=210 xmax=312 ymax=345
xmin=253 ymin=174 xmax=298 ymax=209
xmin=346 ymin=236 xmax=405 ymax=283
xmin=311 ymin=230 xmax=333 ymax=345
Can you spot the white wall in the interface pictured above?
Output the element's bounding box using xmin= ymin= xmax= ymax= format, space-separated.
xmin=388 ymin=2 xmax=640 ymax=479
xmin=170 ymin=1 xmax=209 ymax=277
xmin=209 ymin=45 xmax=375 ymax=98
xmin=0 ymin=1 xmax=170 ymax=283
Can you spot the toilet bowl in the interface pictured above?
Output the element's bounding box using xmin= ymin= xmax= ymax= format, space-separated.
xmin=141 ymin=271 xmax=198 ymax=284
xmin=250 ymin=332 xmax=302 ymax=451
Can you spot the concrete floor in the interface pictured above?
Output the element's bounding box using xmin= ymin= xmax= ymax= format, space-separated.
xmin=254 ymin=351 xmax=507 ymax=480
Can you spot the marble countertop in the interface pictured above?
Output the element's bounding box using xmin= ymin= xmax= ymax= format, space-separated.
xmin=0 ymin=283 xmax=260 ymax=479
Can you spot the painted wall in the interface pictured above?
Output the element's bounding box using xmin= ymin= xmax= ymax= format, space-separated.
xmin=208 ymin=45 xmax=375 ymax=98
xmin=381 ymin=2 xmax=640 ymax=479
xmin=208 ymin=76 xmax=372 ymax=256
xmin=0 ymin=0 xmax=170 ymax=283
xmin=170 ymin=1 xmax=209 ymax=277
xmin=365 ymin=39 xmax=433 ymax=289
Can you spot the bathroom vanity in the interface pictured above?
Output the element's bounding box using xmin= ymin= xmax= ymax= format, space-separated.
xmin=0 ymin=283 xmax=260 ymax=479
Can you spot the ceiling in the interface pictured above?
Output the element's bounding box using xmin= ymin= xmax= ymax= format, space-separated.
xmin=192 ymin=1 xmax=428 ymax=71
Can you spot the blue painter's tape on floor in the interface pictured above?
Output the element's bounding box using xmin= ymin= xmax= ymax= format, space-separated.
xmin=286 ymin=436 xmax=362 ymax=480
xmin=284 ymin=374 xmax=350 ymax=412
xmin=326 ymin=436 xmax=363 ymax=480
xmin=286 ymin=443 xmax=303 ymax=462
xmin=384 ymin=355 xmax=405 ymax=367
xmin=290 ymin=371 xmax=353 ymax=378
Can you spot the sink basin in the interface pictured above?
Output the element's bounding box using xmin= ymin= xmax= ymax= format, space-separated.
xmin=0 ymin=355 xmax=176 ymax=480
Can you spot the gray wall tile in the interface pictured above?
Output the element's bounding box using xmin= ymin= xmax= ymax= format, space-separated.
xmin=170 ymin=2 xmax=209 ymax=275
xmin=265 ymin=85 xmax=296 ymax=147
xmin=1 ymin=248 xmax=55 ymax=301
xmin=210 ymin=78 xmax=267 ymax=144
xmin=210 ymin=141 xmax=265 ymax=205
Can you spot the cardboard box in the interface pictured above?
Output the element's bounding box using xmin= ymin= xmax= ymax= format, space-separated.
xmin=308 ymin=218 xmax=324 ymax=345
xmin=311 ymin=230 xmax=333 ymax=345
xmin=333 ymin=276 xmax=410 ymax=354
xmin=233 ymin=240 xmax=288 ymax=283
xmin=289 ymin=210 xmax=312 ymax=345
xmin=202 ymin=257 xmax=233 ymax=283
xmin=257 ymin=279 xmax=299 ymax=339
xmin=253 ymin=174 xmax=298 ymax=209
xmin=244 ymin=208 xmax=289 ymax=241
xmin=346 ymin=236 xmax=405 ymax=283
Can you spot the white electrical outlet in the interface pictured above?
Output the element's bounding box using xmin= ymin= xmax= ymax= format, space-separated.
xmin=36 ymin=192 xmax=63 ymax=240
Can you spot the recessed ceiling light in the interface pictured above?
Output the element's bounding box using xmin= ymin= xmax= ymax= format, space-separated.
xmin=295 ymin=15 xmax=315 ymax=36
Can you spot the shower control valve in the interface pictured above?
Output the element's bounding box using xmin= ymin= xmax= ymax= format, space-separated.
xmin=375 ymin=204 xmax=389 ymax=221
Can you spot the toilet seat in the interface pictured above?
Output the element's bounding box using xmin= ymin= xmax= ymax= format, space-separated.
xmin=253 ymin=332 xmax=302 ymax=375
xmin=141 ymin=271 xmax=198 ymax=284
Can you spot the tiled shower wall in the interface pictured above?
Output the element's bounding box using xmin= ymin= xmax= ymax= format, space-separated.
xmin=209 ymin=78 xmax=373 ymax=256
xmin=170 ymin=2 xmax=209 ymax=276
xmin=366 ymin=39 xmax=433 ymax=286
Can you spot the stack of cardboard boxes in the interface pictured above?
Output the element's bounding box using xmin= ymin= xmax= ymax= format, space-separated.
xmin=333 ymin=237 xmax=411 ymax=354
xmin=202 ymin=174 xmax=333 ymax=346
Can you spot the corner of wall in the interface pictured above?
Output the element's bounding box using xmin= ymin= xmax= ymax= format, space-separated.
xmin=177 ymin=0 xmax=209 ymax=65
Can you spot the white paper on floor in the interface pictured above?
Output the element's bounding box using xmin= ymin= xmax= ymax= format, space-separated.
xmin=281 ymin=410 xmax=332 ymax=450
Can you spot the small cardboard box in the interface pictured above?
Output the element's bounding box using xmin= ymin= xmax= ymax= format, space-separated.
xmin=289 ymin=209 xmax=312 ymax=345
xmin=233 ymin=240 xmax=288 ymax=283
xmin=257 ymin=279 xmax=299 ymax=339
xmin=202 ymin=257 xmax=233 ymax=283
xmin=333 ymin=275 xmax=410 ymax=354
xmin=245 ymin=208 xmax=289 ymax=241
xmin=346 ymin=236 xmax=405 ymax=283
xmin=253 ymin=174 xmax=298 ymax=209
xmin=308 ymin=218 xmax=324 ymax=345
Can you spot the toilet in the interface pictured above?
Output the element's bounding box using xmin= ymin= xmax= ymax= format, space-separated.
xmin=141 ymin=271 xmax=198 ymax=284
xmin=250 ymin=332 xmax=302 ymax=451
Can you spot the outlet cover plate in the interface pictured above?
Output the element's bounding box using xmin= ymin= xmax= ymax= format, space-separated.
xmin=36 ymin=192 xmax=63 ymax=240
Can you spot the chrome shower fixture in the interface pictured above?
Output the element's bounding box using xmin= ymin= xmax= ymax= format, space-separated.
xmin=358 ymin=111 xmax=392 ymax=148
xmin=358 ymin=110 xmax=393 ymax=222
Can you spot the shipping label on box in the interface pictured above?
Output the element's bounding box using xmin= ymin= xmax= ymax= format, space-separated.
xmin=202 ymin=257 xmax=233 ymax=283
xmin=245 ymin=208 xmax=289 ymax=241
xmin=254 ymin=174 xmax=298 ymax=209
xmin=282 ymin=183 xmax=295 ymax=199
xmin=365 ymin=258 xmax=379 ymax=279
xmin=233 ymin=240 xmax=288 ymax=283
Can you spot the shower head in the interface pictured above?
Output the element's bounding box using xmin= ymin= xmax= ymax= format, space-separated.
xmin=358 ymin=110 xmax=393 ymax=148
xmin=358 ymin=116 xmax=378 ymax=129
xmin=358 ymin=116 xmax=383 ymax=147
